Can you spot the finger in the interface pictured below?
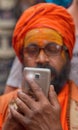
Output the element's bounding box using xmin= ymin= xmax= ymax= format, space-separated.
xmin=26 ymin=77 xmax=46 ymax=101
xmin=49 ymin=85 xmax=60 ymax=107
xmin=15 ymin=97 xmax=33 ymax=117
xmin=10 ymin=105 xmax=31 ymax=126
xmin=17 ymin=90 xmax=37 ymax=110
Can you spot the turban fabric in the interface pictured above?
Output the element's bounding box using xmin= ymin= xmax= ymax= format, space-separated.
xmin=12 ymin=3 xmax=75 ymax=62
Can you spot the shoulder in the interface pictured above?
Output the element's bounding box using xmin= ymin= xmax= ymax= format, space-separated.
xmin=69 ymin=80 xmax=78 ymax=101
xmin=0 ymin=90 xmax=18 ymax=112
xmin=0 ymin=90 xmax=18 ymax=126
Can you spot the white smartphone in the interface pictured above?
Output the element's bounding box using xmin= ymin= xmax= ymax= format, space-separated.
xmin=22 ymin=67 xmax=51 ymax=97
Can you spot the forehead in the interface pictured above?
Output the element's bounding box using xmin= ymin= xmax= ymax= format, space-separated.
xmin=24 ymin=28 xmax=63 ymax=47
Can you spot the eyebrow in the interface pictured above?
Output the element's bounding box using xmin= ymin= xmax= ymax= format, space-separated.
xmin=27 ymin=42 xmax=61 ymax=45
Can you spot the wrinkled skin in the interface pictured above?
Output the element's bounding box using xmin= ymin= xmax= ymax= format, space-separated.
xmin=2 ymin=112 xmax=24 ymax=130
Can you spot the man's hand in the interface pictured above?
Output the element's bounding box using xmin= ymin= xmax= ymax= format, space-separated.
xmin=2 ymin=106 xmax=24 ymax=130
xmin=9 ymin=78 xmax=62 ymax=130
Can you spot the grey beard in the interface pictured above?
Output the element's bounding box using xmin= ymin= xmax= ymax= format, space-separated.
xmin=51 ymin=60 xmax=71 ymax=94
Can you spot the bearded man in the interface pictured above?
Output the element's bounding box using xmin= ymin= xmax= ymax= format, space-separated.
xmin=1 ymin=3 xmax=78 ymax=130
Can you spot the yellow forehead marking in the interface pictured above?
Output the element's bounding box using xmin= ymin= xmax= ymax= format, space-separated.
xmin=24 ymin=28 xmax=63 ymax=47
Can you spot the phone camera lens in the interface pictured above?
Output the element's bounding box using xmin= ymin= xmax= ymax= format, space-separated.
xmin=35 ymin=73 xmax=40 ymax=79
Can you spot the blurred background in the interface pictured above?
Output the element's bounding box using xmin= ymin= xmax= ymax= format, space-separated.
xmin=0 ymin=0 xmax=17 ymax=94
xmin=0 ymin=0 xmax=45 ymax=94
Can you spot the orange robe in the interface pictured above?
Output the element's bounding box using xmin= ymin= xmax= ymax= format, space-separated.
xmin=0 ymin=81 xmax=77 ymax=130
xmin=0 ymin=90 xmax=17 ymax=130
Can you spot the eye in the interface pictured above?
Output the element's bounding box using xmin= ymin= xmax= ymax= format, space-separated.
xmin=47 ymin=44 xmax=57 ymax=52
xmin=45 ymin=43 xmax=62 ymax=55
xmin=24 ymin=44 xmax=39 ymax=57
xmin=28 ymin=45 xmax=36 ymax=52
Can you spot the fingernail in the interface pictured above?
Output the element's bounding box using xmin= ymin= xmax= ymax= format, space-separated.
xmin=17 ymin=89 xmax=22 ymax=93
xmin=17 ymin=89 xmax=23 ymax=95
xmin=50 ymin=85 xmax=54 ymax=91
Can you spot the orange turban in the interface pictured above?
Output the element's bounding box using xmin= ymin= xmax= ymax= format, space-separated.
xmin=12 ymin=3 xmax=75 ymax=62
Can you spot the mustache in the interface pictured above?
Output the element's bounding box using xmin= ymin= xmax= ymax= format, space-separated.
xmin=36 ymin=63 xmax=58 ymax=77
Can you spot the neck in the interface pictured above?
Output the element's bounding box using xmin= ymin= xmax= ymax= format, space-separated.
xmin=68 ymin=0 xmax=78 ymax=35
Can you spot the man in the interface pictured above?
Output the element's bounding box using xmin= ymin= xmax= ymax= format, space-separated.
xmin=0 ymin=3 xmax=77 ymax=130
xmin=4 ymin=0 xmax=73 ymax=94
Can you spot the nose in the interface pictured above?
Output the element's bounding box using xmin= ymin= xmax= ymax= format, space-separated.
xmin=35 ymin=50 xmax=49 ymax=64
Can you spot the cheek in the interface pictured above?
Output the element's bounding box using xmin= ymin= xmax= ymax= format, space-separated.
xmin=23 ymin=56 xmax=36 ymax=67
xmin=49 ymin=55 xmax=66 ymax=73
